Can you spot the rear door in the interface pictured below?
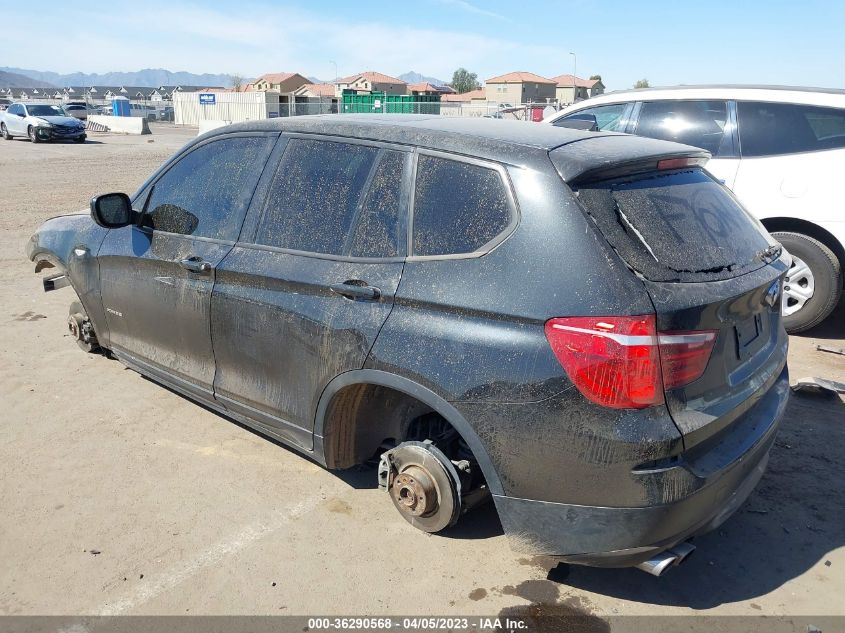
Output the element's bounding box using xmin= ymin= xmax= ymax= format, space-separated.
xmin=733 ymin=101 xmax=845 ymax=224
xmin=631 ymin=99 xmax=740 ymax=188
xmin=8 ymin=104 xmax=26 ymax=134
xmin=97 ymin=133 xmax=276 ymax=399
xmin=210 ymin=136 xmax=410 ymax=449
xmin=572 ymin=166 xmax=789 ymax=449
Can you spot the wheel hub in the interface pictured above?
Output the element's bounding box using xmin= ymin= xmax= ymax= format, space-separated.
xmin=67 ymin=313 xmax=84 ymax=341
xmin=783 ymin=256 xmax=815 ymax=316
xmin=379 ymin=441 xmax=462 ymax=533
xmin=391 ymin=466 xmax=437 ymax=517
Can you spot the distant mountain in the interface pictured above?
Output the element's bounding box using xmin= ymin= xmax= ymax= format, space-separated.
xmin=307 ymin=76 xmax=328 ymax=84
xmin=0 ymin=70 xmax=55 ymax=89
xmin=0 ymin=67 xmax=235 ymax=88
xmin=399 ymin=71 xmax=448 ymax=86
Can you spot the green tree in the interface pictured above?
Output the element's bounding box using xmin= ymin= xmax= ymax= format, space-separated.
xmin=451 ymin=68 xmax=480 ymax=94
xmin=589 ymin=74 xmax=602 ymax=81
xmin=633 ymin=78 xmax=650 ymax=89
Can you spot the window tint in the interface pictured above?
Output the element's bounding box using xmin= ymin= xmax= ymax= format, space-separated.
xmin=348 ymin=150 xmax=406 ymax=258
xmin=256 ymin=139 xmax=379 ymax=255
xmin=635 ymin=100 xmax=729 ymax=155
xmin=738 ymin=101 xmax=845 ymax=156
xmin=413 ymin=155 xmax=511 ymax=257
xmin=559 ymin=103 xmax=628 ymax=131
xmin=145 ymin=136 xmax=271 ymax=240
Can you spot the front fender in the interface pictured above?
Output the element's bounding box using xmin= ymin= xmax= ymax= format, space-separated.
xmin=27 ymin=212 xmax=111 ymax=346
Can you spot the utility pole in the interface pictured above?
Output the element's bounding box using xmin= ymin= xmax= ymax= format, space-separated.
xmin=570 ymin=52 xmax=577 ymax=105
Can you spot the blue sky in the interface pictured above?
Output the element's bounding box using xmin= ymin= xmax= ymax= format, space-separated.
xmin=4 ymin=0 xmax=844 ymax=90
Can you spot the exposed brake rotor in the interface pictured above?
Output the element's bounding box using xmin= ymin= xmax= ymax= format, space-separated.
xmin=378 ymin=441 xmax=462 ymax=533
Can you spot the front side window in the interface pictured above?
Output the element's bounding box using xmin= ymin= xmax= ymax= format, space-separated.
xmin=144 ymin=136 xmax=272 ymax=240
xmin=635 ymin=100 xmax=729 ymax=156
xmin=558 ymin=103 xmax=628 ymax=132
xmin=738 ymin=101 xmax=845 ymax=156
xmin=413 ymin=155 xmax=512 ymax=257
xmin=255 ymin=139 xmax=380 ymax=255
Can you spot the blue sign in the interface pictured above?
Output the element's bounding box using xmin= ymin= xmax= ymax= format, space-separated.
xmin=199 ymin=93 xmax=216 ymax=105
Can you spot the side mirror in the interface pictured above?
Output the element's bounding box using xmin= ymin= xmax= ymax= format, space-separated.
xmin=90 ymin=193 xmax=136 ymax=228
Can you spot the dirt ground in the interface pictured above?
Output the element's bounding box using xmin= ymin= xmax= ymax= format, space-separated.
xmin=1 ymin=125 xmax=843 ymax=626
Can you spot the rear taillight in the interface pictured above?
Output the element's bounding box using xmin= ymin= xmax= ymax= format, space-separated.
xmin=545 ymin=315 xmax=716 ymax=409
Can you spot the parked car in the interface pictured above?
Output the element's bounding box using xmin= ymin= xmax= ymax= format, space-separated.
xmin=63 ymin=104 xmax=89 ymax=120
xmin=129 ymin=103 xmax=157 ymax=121
xmin=0 ymin=97 xmax=11 ymax=111
xmin=27 ymin=116 xmax=789 ymax=573
xmin=156 ymin=105 xmax=174 ymax=122
xmin=545 ymin=85 xmax=845 ymax=332
xmin=0 ymin=102 xmax=86 ymax=143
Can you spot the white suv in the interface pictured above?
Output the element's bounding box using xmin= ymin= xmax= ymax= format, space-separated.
xmin=545 ymin=86 xmax=845 ymax=332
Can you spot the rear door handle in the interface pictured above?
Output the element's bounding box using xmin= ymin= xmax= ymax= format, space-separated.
xmin=329 ymin=281 xmax=381 ymax=301
xmin=179 ymin=256 xmax=212 ymax=274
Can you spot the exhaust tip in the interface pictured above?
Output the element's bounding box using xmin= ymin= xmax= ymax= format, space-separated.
xmin=668 ymin=541 xmax=696 ymax=565
xmin=635 ymin=551 xmax=678 ymax=577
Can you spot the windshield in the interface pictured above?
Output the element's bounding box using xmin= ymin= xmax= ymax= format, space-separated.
xmin=27 ymin=105 xmax=66 ymax=117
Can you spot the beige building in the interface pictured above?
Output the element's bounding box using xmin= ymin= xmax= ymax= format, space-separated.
xmin=336 ymin=71 xmax=407 ymax=96
xmin=552 ymin=75 xmax=605 ymax=105
xmin=484 ymin=71 xmax=556 ymax=105
xmin=250 ymin=72 xmax=312 ymax=93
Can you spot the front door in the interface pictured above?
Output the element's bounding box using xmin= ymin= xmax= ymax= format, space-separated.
xmin=210 ymin=138 xmax=411 ymax=448
xmin=97 ymin=133 xmax=276 ymax=399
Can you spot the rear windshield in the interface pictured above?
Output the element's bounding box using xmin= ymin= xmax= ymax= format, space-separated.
xmin=575 ymin=169 xmax=776 ymax=282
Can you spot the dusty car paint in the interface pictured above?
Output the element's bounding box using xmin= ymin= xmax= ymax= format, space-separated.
xmin=27 ymin=115 xmax=790 ymax=568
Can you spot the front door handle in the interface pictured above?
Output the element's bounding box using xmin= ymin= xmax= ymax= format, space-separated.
xmin=179 ymin=256 xmax=212 ymax=274
xmin=329 ymin=281 xmax=381 ymax=301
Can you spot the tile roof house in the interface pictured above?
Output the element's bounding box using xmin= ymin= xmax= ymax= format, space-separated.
xmin=249 ymin=73 xmax=312 ymax=93
xmin=336 ymin=71 xmax=407 ymax=96
xmin=294 ymin=83 xmax=337 ymax=98
xmin=551 ymin=75 xmax=605 ymax=104
xmin=440 ymin=88 xmax=487 ymax=102
xmin=484 ymin=71 xmax=556 ymax=105
xmin=408 ymin=82 xmax=454 ymax=95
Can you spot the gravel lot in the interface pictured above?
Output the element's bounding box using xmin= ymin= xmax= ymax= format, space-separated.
xmin=1 ymin=125 xmax=843 ymax=626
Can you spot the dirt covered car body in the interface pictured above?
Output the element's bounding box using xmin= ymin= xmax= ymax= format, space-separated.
xmin=27 ymin=115 xmax=790 ymax=571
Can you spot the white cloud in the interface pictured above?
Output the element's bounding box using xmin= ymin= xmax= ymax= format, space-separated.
xmin=435 ymin=0 xmax=508 ymax=21
xmin=1 ymin=2 xmax=570 ymax=81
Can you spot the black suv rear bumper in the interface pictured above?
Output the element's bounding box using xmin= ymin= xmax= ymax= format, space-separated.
xmin=492 ymin=365 xmax=789 ymax=567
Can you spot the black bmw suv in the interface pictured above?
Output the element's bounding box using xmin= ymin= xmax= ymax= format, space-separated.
xmin=27 ymin=115 xmax=789 ymax=574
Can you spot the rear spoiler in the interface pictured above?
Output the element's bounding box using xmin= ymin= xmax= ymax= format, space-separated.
xmin=550 ymin=135 xmax=711 ymax=186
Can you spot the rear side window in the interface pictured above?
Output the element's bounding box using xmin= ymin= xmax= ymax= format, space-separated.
xmin=738 ymin=101 xmax=845 ymax=156
xmin=413 ymin=155 xmax=511 ymax=257
xmin=557 ymin=103 xmax=628 ymax=131
xmin=256 ymin=139 xmax=379 ymax=255
xmin=576 ymin=169 xmax=773 ymax=282
xmin=145 ymin=136 xmax=272 ymax=240
xmin=635 ymin=100 xmax=730 ymax=156
xmin=348 ymin=150 xmax=407 ymax=258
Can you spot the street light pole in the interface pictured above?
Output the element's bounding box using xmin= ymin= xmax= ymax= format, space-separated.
xmin=570 ymin=52 xmax=577 ymax=104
